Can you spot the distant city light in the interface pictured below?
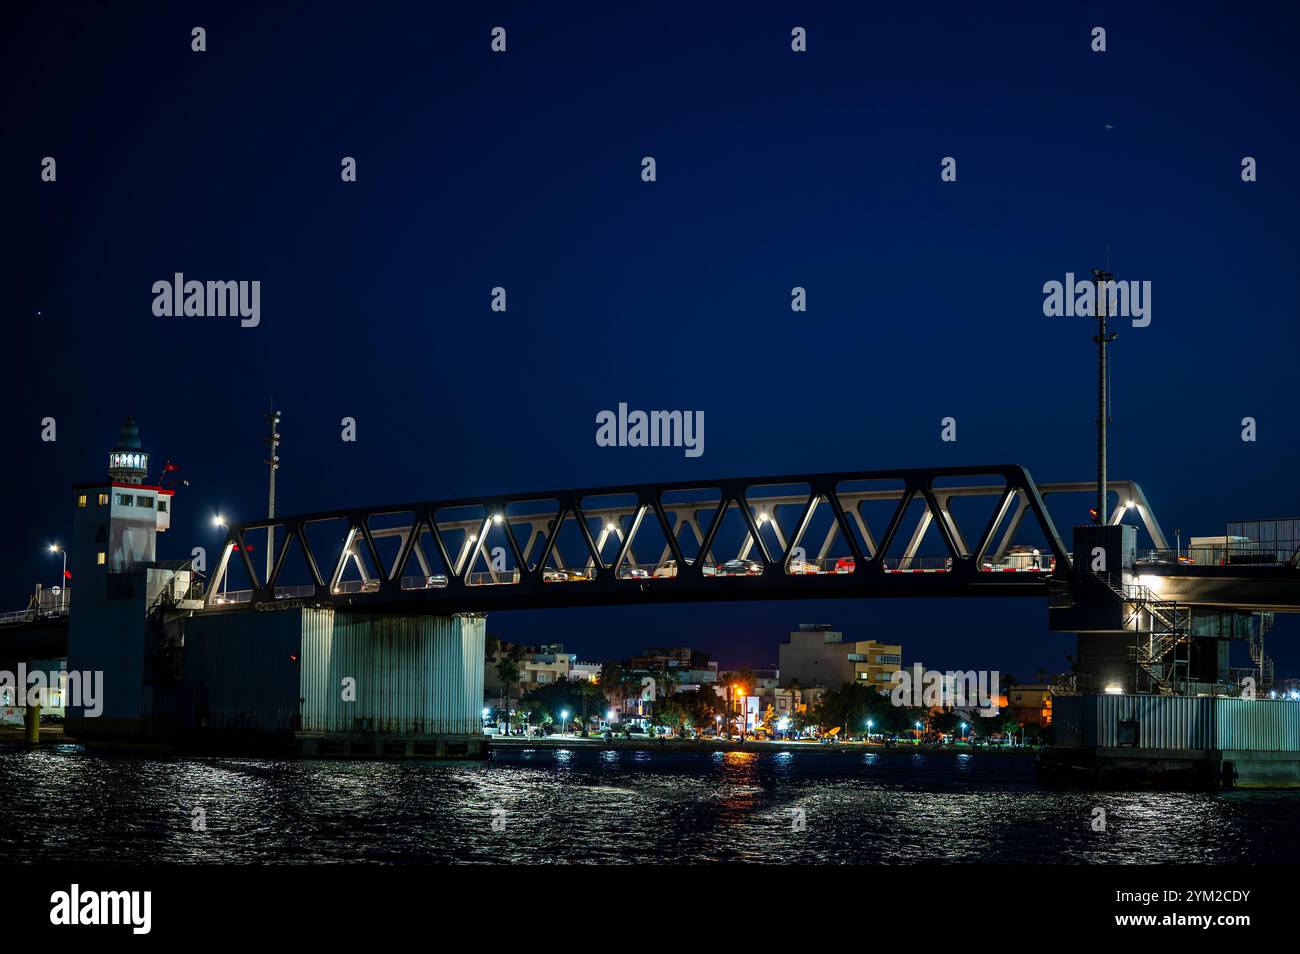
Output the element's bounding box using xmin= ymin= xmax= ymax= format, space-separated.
xmin=1104 ymin=685 xmax=1124 ymax=695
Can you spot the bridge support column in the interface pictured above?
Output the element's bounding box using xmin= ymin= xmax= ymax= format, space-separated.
xmin=181 ymin=607 xmax=489 ymax=758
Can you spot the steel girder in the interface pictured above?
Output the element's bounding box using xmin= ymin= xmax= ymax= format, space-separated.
xmin=203 ymin=463 xmax=1075 ymax=613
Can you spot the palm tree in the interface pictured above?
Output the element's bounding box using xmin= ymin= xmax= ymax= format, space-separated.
xmin=787 ymin=677 xmax=803 ymax=734
xmin=577 ymin=679 xmax=603 ymax=737
xmin=599 ymin=662 xmax=625 ymax=722
xmin=495 ymin=656 xmax=521 ymax=733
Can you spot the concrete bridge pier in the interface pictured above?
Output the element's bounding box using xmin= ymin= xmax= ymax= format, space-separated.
xmin=181 ymin=607 xmax=489 ymax=758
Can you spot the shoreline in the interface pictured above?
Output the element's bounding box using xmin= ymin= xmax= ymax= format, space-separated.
xmin=491 ymin=736 xmax=1038 ymax=756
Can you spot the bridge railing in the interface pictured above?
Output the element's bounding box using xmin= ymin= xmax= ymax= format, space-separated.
xmin=1139 ymin=545 xmax=1300 ymax=568
xmin=209 ymin=589 xmax=253 ymax=606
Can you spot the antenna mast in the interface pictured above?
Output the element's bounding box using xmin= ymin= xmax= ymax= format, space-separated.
xmin=1091 ymin=268 xmax=1116 ymax=524
xmin=264 ymin=403 xmax=282 ymax=582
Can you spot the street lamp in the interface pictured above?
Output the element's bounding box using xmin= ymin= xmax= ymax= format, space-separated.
xmin=733 ymin=684 xmax=746 ymax=740
xmin=560 ymin=709 xmax=570 ymax=737
xmin=866 ymin=718 xmax=874 ymax=743
xmin=47 ymin=544 xmax=66 ymax=587
xmin=213 ymin=516 xmax=229 ymax=598
xmin=960 ymin=721 xmax=968 ymax=743
xmin=915 ymin=720 xmax=923 ymax=743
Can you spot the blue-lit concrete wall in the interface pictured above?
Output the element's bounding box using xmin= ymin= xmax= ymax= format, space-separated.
xmin=182 ymin=608 xmax=486 ymax=737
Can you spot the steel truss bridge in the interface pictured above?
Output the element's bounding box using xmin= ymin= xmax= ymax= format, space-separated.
xmin=203 ymin=465 xmax=1170 ymax=613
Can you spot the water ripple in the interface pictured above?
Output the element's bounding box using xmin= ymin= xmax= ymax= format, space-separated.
xmin=1 ymin=747 xmax=1295 ymax=863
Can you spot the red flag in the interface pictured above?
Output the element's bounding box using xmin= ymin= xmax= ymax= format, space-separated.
xmin=163 ymin=462 xmax=179 ymax=472
xmin=63 ymin=569 xmax=72 ymax=580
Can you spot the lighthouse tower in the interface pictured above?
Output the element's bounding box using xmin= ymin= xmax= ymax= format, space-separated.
xmin=107 ymin=413 xmax=149 ymax=485
xmin=66 ymin=415 xmax=180 ymax=742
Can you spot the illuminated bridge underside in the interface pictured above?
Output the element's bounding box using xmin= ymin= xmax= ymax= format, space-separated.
xmin=205 ymin=465 xmax=1157 ymax=614
xmin=1131 ymin=569 xmax=1300 ymax=612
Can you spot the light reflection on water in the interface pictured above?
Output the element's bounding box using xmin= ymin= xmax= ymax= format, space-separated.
xmin=1 ymin=746 xmax=1296 ymax=863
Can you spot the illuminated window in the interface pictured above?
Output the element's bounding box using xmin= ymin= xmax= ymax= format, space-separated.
xmin=97 ymin=552 xmax=106 ymax=565
xmin=77 ymin=495 xmax=87 ymax=508
xmin=97 ymin=493 xmax=109 ymax=506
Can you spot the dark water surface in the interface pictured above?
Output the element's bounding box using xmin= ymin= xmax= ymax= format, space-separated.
xmin=1 ymin=745 xmax=1295 ymax=863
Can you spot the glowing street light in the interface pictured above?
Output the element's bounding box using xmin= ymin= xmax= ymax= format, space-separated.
xmin=560 ymin=709 xmax=570 ymax=736
xmin=47 ymin=544 xmax=66 ymax=589
xmin=865 ymin=718 xmax=874 ymax=742
xmin=212 ymin=516 xmax=230 ymax=598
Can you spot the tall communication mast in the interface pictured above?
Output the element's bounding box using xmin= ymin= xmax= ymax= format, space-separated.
xmin=1091 ymin=268 xmax=1117 ymax=524
xmin=264 ymin=405 xmax=282 ymax=582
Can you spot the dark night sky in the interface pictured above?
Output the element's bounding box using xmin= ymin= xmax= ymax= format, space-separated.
xmin=5 ymin=1 xmax=1298 ymax=677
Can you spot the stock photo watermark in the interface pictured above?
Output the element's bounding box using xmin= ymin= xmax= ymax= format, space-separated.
xmin=152 ymin=274 xmax=260 ymax=328
xmin=889 ymin=665 xmax=1001 ymax=713
xmin=0 ymin=665 xmax=103 ymax=716
xmin=595 ymin=404 xmax=704 ymax=458
xmin=1042 ymin=272 xmax=1150 ymax=327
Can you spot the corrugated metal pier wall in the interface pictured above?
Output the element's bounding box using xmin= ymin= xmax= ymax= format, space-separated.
xmin=299 ymin=609 xmax=485 ymax=736
xmin=1054 ymin=694 xmax=1300 ymax=751
xmin=182 ymin=608 xmax=486 ymax=738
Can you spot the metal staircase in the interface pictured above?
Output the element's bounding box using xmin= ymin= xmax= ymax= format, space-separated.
xmin=1249 ymin=612 xmax=1275 ymax=693
xmin=1098 ymin=574 xmax=1190 ymax=694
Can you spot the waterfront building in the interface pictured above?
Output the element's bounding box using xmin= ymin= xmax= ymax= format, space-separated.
xmin=778 ymin=623 xmax=903 ymax=692
xmin=484 ymin=642 xmax=578 ymax=699
xmin=1008 ymin=684 xmax=1053 ymax=726
xmin=568 ymin=660 xmax=602 ymax=683
xmin=628 ymin=647 xmax=718 ymax=684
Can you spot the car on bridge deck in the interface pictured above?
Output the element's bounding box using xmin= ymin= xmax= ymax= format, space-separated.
xmin=542 ymin=568 xmax=592 ymax=583
xmin=651 ymin=559 xmax=718 ymax=579
xmin=718 ymin=558 xmax=764 ymax=577
xmin=617 ymin=566 xmax=650 ymax=580
xmin=982 ymin=546 xmax=1054 ymax=572
xmin=787 ymin=558 xmax=822 ymax=575
xmin=834 ymin=556 xmax=856 ymax=574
